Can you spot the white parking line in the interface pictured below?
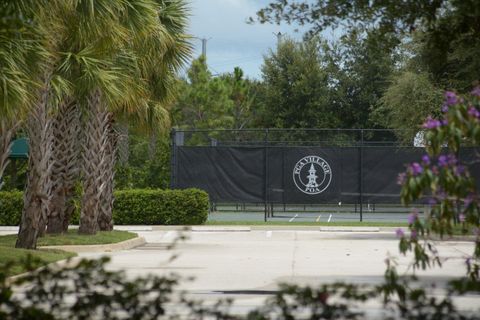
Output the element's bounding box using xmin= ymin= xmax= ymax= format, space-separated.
xmin=316 ymin=214 xmax=321 ymax=222
xmin=289 ymin=214 xmax=298 ymax=222
xmin=328 ymin=214 xmax=332 ymax=222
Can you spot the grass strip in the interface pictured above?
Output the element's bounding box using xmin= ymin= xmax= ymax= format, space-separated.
xmin=0 ymin=230 xmax=137 ymax=277
xmin=0 ymin=230 xmax=137 ymax=247
xmin=0 ymin=247 xmax=76 ymax=277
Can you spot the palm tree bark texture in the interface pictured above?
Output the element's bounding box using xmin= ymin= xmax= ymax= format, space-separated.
xmin=47 ymin=99 xmax=80 ymax=234
xmin=16 ymin=80 xmax=54 ymax=249
xmin=79 ymin=90 xmax=111 ymax=234
xmin=97 ymin=115 xmax=116 ymax=231
xmin=0 ymin=119 xmax=20 ymax=190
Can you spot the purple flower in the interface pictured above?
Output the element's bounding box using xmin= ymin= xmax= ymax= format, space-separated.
xmin=471 ymin=86 xmax=480 ymax=97
xmin=441 ymin=103 xmax=449 ymax=113
xmin=397 ymin=172 xmax=406 ymax=185
xmin=421 ymin=155 xmax=430 ymax=166
xmin=447 ymin=154 xmax=457 ymax=165
xmin=441 ymin=119 xmax=448 ymax=126
xmin=464 ymin=194 xmax=474 ymax=207
xmin=459 ymin=213 xmax=466 ymax=223
xmin=396 ymin=228 xmax=405 ymax=238
xmin=428 ymin=198 xmax=437 ymax=206
xmin=468 ymin=106 xmax=480 ymax=119
xmin=444 ymin=91 xmax=459 ymax=106
xmin=423 ymin=116 xmax=442 ymax=129
xmin=455 ymin=165 xmax=465 ymax=176
xmin=437 ymin=190 xmax=447 ymax=200
xmin=438 ymin=155 xmax=448 ymax=167
xmin=410 ymin=162 xmax=423 ymax=176
xmin=408 ymin=210 xmax=418 ymax=224
xmin=410 ymin=229 xmax=417 ymax=240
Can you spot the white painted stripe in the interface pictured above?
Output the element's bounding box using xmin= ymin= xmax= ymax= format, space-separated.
xmin=328 ymin=214 xmax=332 ymax=222
xmin=266 ymin=231 xmax=272 ymax=238
xmin=289 ymin=214 xmax=298 ymax=222
xmin=316 ymin=214 xmax=321 ymax=222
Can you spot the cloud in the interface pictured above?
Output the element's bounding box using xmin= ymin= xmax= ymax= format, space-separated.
xmin=185 ymin=0 xmax=305 ymax=78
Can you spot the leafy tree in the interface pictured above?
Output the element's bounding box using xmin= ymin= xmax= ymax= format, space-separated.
xmin=257 ymin=37 xmax=335 ymax=129
xmin=326 ymin=29 xmax=399 ymax=129
xmin=220 ymin=67 xmax=256 ymax=130
xmin=372 ymin=71 xmax=443 ymax=143
xmin=253 ymin=0 xmax=480 ymax=92
xmin=115 ymin=133 xmax=171 ymax=190
xmin=172 ymin=56 xmax=234 ymax=130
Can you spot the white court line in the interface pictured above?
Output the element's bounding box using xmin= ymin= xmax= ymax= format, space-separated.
xmin=328 ymin=214 xmax=332 ymax=222
xmin=316 ymin=214 xmax=321 ymax=222
xmin=289 ymin=214 xmax=298 ymax=222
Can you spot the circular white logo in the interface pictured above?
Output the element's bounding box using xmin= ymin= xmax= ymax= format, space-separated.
xmin=293 ymin=155 xmax=332 ymax=195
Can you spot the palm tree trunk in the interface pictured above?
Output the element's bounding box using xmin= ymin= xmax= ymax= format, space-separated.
xmin=0 ymin=119 xmax=20 ymax=190
xmin=79 ymin=90 xmax=108 ymax=235
xmin=117 ymin=124 xmax=129 ymax=166
xmin=16 ymin=80 xmax=54 ymax=249
xmin=148 ymin=132 xmax=157 ymax=160
xmin=47 ymin=99 xmax=80 ymax=234
xmin=97 ymin=114 xmax=116 ymax=231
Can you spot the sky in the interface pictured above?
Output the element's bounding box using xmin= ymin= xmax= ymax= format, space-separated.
xmin=185 ymin=0 xmax=308 ymax=79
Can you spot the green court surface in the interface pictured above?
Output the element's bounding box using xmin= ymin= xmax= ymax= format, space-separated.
xmin=208 ymin=203 xmax=421 ymax=224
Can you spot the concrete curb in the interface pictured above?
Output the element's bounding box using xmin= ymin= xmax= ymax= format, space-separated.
xmin=191 ymin=226 xmax=251 ymax=232
xmin=38 ymin=236 xmax=146 ymax=253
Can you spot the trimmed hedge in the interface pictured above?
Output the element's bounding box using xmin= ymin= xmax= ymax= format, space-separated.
xmin=0 ymin=191 xmax=23 ymax=225
xmin=113 ymin=189 xmax=209 ymax=225
xmin=0 ymin=189 xmax=209 ymax=226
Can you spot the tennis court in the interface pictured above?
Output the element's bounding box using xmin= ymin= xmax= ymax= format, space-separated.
xmin=208 ymin=203 xmax=422 ymax=223
xmin=171 ymin=129 xmax=479 ymax=223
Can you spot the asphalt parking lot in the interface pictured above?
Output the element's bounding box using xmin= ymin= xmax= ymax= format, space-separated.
xmin=78 ymin=227 xmax=477 ymax=317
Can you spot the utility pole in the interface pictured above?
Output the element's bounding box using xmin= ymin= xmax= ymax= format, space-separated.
xmin=273 ymin=32 xmax=283 ymax=45
xmin=196 ymin=37 xmax=211 ymax=60
xmin=201 ymin=38 xmax=208 ymax=57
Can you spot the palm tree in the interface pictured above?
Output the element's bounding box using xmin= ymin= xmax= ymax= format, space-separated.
xmin=13 ymin=0 xmax=73 ymax=249
xmin=1 ymin=1 xmax=66 ymax=249
xmin=0 ymin=2 xmax=40 ymax=190
xmin=82 ymin=0 xmax=192 ymax=233
xmin=46 ymin=98 xmax=80 ymax=234
xmin=11 ymin=0 xmax=192 ymax=242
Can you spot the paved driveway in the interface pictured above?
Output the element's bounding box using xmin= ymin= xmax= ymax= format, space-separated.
xmin=78 ymin=227 xmax=478 ymax=316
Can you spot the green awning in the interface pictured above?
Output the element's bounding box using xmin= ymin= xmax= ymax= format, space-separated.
xmin=9 ymin=138 xmax=28 ymax=159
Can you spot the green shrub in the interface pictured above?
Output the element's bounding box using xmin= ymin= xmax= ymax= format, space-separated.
xmin=113 ymin=188 xmax=209 ymax=225
xmin=0 ymin=189 xmax=209 ymax=226
xmin=0 ymin=191 xmax=23 ymax=225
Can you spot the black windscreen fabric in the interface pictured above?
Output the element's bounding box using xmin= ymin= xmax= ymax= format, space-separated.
xmin=267 ymin=147 xmax=343 ymax=204
xmin=362 ymin=147 xmax=425 ymax=203
xmin=175 ymin=146 xmax=480 ymax=204
xmin=176 ymin=147 xmax=264 ymax=202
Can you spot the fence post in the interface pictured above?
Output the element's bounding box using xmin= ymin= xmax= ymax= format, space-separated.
xmin=170 ymin=128 xmax=176 ymax=189
xmin=264 ymin=129 xmax=269 ymax=222
xmin=359 ymin=129 xmax=364 ymax=222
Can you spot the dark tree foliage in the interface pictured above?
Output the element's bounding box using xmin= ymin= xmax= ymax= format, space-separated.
xmin=256 ymin=37 xmax=337 ymax=129
xmin=253 ymin=0 xmax=480 ymax=91
xmin=254 ymin=32 xmax=398 ymax=130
